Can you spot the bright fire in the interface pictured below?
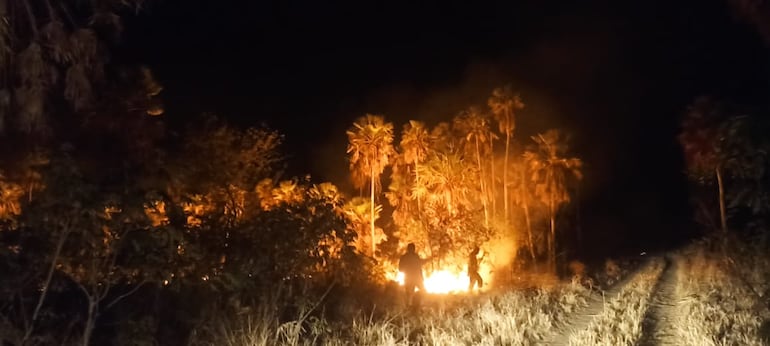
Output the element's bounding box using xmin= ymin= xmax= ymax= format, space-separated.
xmin=388 ymin=243 xmax=510 ymax=294
xmin=391 ymin=268 xmax=479 ymax=294
xmin=424 ymin=270 xmax=471 ymax=293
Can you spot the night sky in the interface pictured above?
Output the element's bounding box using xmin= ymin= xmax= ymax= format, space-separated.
xmin=120 ymin=0 xmax=769 ymax=256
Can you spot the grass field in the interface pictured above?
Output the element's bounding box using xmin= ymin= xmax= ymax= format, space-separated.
xmin=189 ymin=275 xmax=594 ymax=345
xmin=185 ymin=240 xmax=770 ymax=346
xmin=673 ymin=238 xmax=768 ymax=345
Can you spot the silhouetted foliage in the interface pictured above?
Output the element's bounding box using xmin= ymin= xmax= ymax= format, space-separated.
xmin=679 ymin=97 xmax=770 ymax=234
xmin=0 ymin=0 xmax=154 ymax=134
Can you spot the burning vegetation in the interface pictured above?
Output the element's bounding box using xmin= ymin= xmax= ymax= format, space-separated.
xmin=345 ymin=86 xmax=582 ymax=293
xmin=0 ymin=80 xmax=590 ymax=343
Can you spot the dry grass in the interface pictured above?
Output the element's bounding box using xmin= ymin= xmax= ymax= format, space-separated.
xmin=674 ymin=241 xmax=765 ymax=345
xmin=189 ymin=280 xmax=592 ymax=345
xmin=411 ymin=283 xmax=589 ymax=345
xmin=567 ymin=258 xmax=665 ymax=346
xmin=186 ymin=241 xmax=770 ymax=346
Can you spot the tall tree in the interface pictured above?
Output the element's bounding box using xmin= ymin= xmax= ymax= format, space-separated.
xmin=525 ymin=129 xmax=582 ymax=272
xmin=417 ymin=151 xmax=474 ymax=217
xmin=16 ymin=148 xmax=168 ymax=345
xmin=0 ymin=0 xmax=150 ymax=134
xmin=385 ymin=155 xmax=413 ymax=223
xmin=342 ymin=197 xmax=383 ymax=258
xmin=488 ymin=130 xmax=499 ymax=217
xmin=174 ymin=116 xmax=283 ymax=226
xmin=417 ymin=151 xmax=483 ymax=266
xmin=346 ymin=114 xmax=395 ymax=257
xmin=511 ymin=159 xmax=536 ymax=261
xmin=679 ymin=97 xmax=769 ymax=234
xmin=488 ymin=86 xmax=524 ymax=225
xmin=400 ymin=120 xmax=432 ymax=211
xmin=453 ymin=106 xmax=492 ymax=227
xmin=679 ymin=97 xmax=729 ymax=233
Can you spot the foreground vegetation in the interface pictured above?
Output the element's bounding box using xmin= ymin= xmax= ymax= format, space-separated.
xmin=674 ymin=235 xmax=769 ymax=345
xmin=569 ymin=258 xmax=664 ymax=345
xmin=176 ymin=243 xmax=770 ymax=346
xmin=186 ymin=280 xmax=593 ymax=346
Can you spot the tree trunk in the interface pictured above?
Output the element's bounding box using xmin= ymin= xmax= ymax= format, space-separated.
xmin=490 ymin=140 xmax=496 ymax=218
xmin=22 ymin=0 xmax=39 ymax=38
xmin=370 ymin=169 xmax=376 ymax=258
xmin=716 ymin=165 xmax=728 ymax=234
xmin=82 ymin=299 xmax=97 ymax=346
xmin=415 ymin=162 xmax=422 ymax=212
xmin=549 ymin=198 xmax=556 ymax=274
xmin=523 ymin=202 xmax=535 ymax=261
xmin=503 ymin=131 xmax=510 ymax=224
xmin=575 ymin=184 xmax=582 ymax=255
xmin=475 ymin=138 xmax=489 ymax=227
xmin=23 ymin=229 xmax=69 ymax=343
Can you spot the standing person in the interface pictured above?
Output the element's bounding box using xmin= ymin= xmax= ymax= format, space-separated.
xmin=468 ymin=246 xmax=484 ymax=291
xmin=399 ymin=243 xmax=428 ymax=308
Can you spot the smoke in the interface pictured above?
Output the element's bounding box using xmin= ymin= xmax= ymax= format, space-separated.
xmin=355 ymin=60 xmax=569 ymax=138
xmin=310 ymin=59 xmax=563 ymax=193
xmin=483 ymin=233 xmax=519 ymax=285
xmin=310 ymin=13 xmax=623 ymax=195
xmin=308 ymin=12 xmax=628 ymax=264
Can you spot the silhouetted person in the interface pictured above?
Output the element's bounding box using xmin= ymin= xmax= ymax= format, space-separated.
xmin=468 ymin=246 xmax=484 ymax=291
xmin=399 ymin=243 xmax=428 ymax=308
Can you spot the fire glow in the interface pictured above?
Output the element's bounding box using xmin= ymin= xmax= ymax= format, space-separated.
xmin=390 ymin=243 xmax=510 ymax=294
xmin=392 ymin=269 xmax=471 ymax=294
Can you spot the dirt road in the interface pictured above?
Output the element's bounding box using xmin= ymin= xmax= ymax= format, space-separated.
xmin=542 ymin=256 xmax=681 ymax=346
xmin=638 ymin=256 xmax=682 ymax=345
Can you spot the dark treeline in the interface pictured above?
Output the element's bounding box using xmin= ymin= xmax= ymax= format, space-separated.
xmin=0 ymin=110 xmax=379 ymax=344
xmin=0 ymin=2 xmax=370 ymax=344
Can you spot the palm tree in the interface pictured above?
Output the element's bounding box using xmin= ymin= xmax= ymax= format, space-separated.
xmin=678 ymin=97 xmax=766 ymax=235
xmin=430 ymin=121 xmax=455 ymax=153
xmin=488 ymin=131 xmax=499 ymax=217
xmin=385 ymin=157 xmax=411 ymax=221
xmin=343 ymin=197 xmax=383 ymax=255
xmin=417 ymin=151 xmax=473 ymax=217
xmin=511 ymin=160 xmax=536 ymax=261
xmin=525 ymin=129 xmax=582 ymax=272
xmin=678 ymin=97 xmax=727 ymax=233
xmin=453 ymin=106 xmax=492 ymax=226
xmin=400 ymin=120 xmax=432 ymax=211
xmin=346 ymin=114 xmax=395 ymax=257
xmin=0 ymin=0 xmax=149 ymax=134
xmin=488 ymin=86 xmax=524 ymax=225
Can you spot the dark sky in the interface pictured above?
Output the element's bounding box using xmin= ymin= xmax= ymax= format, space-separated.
xmin=121 ymin=0 xmax=769 ymax=255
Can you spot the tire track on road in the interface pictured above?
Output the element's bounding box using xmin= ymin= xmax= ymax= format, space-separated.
xmin=541 ymin=257 xmax=655 ymax=346
xmin=639 ymin=255 xmax=682 ymax=346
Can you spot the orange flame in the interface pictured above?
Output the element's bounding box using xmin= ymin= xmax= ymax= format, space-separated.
xmin=388 ymin=246 xmax=504 ymax=294
xmin=390 ymin=265 xmax=490 ymax=294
